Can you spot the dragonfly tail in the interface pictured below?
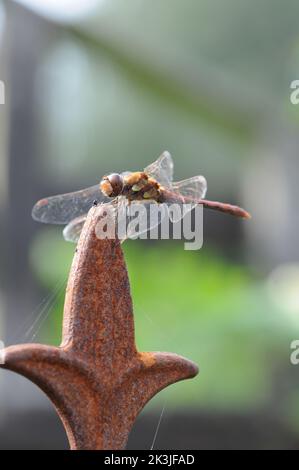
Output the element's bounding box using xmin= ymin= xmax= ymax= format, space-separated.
xmin=200 ymin=199 xmax=251 ymax=219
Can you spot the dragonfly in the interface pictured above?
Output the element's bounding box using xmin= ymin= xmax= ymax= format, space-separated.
xmin=32 ymin=151 xmax=251 ymax=243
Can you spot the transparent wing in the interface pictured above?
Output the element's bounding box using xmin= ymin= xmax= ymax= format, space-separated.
xmin=64 ymin=199 xmax=120 ymax=243
xmin=169 ymin=175 xmax=207 ymax=222
xmin=108 ymin=198 xmax=168 ymax=241
xmin=32 ymin=184 xmax=109 ymax=225
xmin=144 ymin=151 xmax=174 ymax=188
xmin=63 ymin=215 xmax=87 ymax=243
xmin=126 ymin=201 xmax=169 ymax=240
xmin=172 ymin=175 xmax=207 ymax=201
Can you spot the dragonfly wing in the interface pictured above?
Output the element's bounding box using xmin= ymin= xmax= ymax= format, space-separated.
xmin=32 ymin=184 xmax=109 ymax=225
xmin=66 ymin=200 xmax=119 ymax=243
xmin=172 ymin=175 xmax=207 ymax=201
xmin=144 ymin=151 xmax=174 ymax=187
xmin=114 ymin=199 xmax=168 ymax=241
xmin=63 ymin=215 xmax=87 ymax=243
xmin=169 ymin=175 xmax=207 ymax=222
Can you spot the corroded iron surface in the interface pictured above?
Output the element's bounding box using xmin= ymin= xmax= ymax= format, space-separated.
xmin=0 ymin=206 xmax=198 ymax=450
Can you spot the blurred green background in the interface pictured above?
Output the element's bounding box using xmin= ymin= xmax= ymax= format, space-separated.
xmin=0 ymin=0 xmax=299 ymax=449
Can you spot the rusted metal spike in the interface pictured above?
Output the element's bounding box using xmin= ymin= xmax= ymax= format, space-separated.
xmin=0 ymin=206 xmax=198 ymax=450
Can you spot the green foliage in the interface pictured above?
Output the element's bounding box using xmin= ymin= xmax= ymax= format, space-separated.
xmin=29 ymin=230 xmax=294 ymax=413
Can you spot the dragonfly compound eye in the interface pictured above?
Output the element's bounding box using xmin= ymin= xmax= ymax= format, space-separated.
xmin=100 ymin=173 xmax=123 ymax=197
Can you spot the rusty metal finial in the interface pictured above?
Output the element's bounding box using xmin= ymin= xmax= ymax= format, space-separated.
xmin=0 ymin=206 xmax=198 ymax=450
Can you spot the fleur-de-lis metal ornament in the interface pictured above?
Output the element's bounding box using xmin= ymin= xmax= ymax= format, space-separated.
xmin=0 ymin=206 xmax=198 ymax=450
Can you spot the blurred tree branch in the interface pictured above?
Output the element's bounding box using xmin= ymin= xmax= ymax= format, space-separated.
xmin=66 ymin=22 xmax=278 ymax=142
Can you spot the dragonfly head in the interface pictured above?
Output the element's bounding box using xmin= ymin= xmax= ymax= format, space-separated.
xmin=100 ymin=173 xmax=124 ymax=198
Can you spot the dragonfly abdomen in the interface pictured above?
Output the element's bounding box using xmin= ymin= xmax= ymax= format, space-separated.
xmin=159 ymin=190 xmax=251 ymax=219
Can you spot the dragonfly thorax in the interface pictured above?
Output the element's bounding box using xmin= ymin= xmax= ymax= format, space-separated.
xmin=100 ymin=173 xmax=124 ymax=198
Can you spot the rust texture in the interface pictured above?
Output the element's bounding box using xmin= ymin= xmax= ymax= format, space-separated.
xmin=0 ymin=205 xmax=198 ymax=450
